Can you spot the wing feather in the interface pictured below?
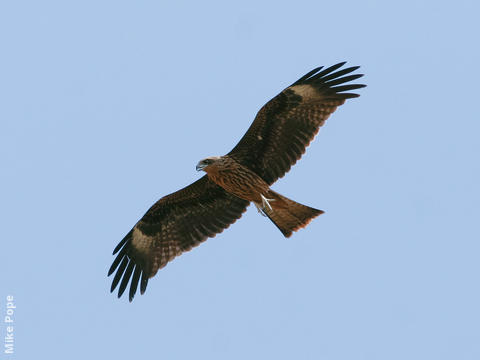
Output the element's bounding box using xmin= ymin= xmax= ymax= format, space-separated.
xmin=109 ymin=175 xmax=249 ymax=301
xmin=118 ymin=261 xmax=135 ymax=298
xmin=110 ymin=256 xmax=128 ymax=292
xmin=228 ymin=62 xmax=365 ymax=184
xmin=129 ymin=265 xmax=142 ymax=301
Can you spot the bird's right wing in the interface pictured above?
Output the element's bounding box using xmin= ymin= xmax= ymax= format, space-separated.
xmin=108 ymin=175 xmax=249 ymax=301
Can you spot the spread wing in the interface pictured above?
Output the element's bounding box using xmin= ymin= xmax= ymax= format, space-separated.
xmin=108 ymin=175 xmax=249 ymax=301
xmin=228 ymin=62 xmax=366 ymax=185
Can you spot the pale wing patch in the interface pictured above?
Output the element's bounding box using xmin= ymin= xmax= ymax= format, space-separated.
xmin=290 ymin=84 xmax=318 ymax=99
xmin=131 ymin=227 xmax=154 ymax=254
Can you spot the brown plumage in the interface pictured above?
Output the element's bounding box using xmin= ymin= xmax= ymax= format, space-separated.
xmin=109 ymin=62 xmax=365 ymax=301
xmin=200 ymin=156 xmax=323 ymax=237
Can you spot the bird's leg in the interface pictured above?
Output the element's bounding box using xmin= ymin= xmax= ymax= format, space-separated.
xmin=260 ymin=194 xmax=275 ymax=212
xmin=254 ymin=202 xmax=267 ymax=217
xmin=254 ymin=194 xmax=276 ymax=216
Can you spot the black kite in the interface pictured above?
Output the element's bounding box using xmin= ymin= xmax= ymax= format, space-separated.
xmin=109 ymin=62 xmax=365 ymax=301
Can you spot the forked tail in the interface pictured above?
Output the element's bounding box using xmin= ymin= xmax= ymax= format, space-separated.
xmin=261 ymin=190 xmax=324 ymax=237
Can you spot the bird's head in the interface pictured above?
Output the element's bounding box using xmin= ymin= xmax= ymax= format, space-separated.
xmin=196 ymin=156 xmax=221 ymax=172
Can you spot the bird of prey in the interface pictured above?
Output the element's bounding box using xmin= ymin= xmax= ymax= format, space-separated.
xmin=109 ymin=62 xmax=365 ymax=301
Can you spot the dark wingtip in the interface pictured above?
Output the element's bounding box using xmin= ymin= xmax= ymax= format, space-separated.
xmin=331 ymin=83 xmax=367 ymax=93
xmin=342 ymin=93 xmax=361 ymax=99
xmin=292 ymin=66 xmax=324 ymax=85
xmin=333 ymin=65 xmax=360 ymax=75
xmin=117 ymin=261 xmax=135 ymax=298
xmin=110 ymin=256 xmax=128 ymax=292
xmin=292 ymin=62 xmax=366 ymax=93
xmin=297 ymin=62 xmax=346 ymax=83
xmin=318 ymin=66 xmax=361 ymax=84
xmin=107 ymin=265 xmax=116 ymax=277
xmin=113 ymin=230 xmax=132 ymax=255
xmin=140 ymin=272 xmax=149 ymax=295
xmin=326 ymin=73 xmax=364 ymax=86
xmin=330 ymin=61 xmax=347 ymax=69
xmin=108 ymin=248 xmax=125 ymax=277
xmin=109 ymin=229 xmax=151 ymax=301
xmin=315 ymin=62 xmax=347 ymax=78
xmin=128 ymin=266 xmax=142 ymax=302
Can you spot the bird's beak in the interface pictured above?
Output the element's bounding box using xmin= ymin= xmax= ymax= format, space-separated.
xmin=196 ymin=163 xmax=206 ymax=172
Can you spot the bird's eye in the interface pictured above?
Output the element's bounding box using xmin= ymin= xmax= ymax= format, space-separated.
xmin=204 ymin=159 xmax=211 ymax=164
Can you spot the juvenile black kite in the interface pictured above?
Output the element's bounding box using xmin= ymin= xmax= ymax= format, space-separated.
xmin=109 ymin=62 xmax=365 ymax=301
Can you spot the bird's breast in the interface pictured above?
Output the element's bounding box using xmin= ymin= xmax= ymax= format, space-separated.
xmin=206 ymin=162 xmax=269 ymax=202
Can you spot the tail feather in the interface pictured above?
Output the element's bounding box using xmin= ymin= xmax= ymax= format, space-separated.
xmin=263 ymin=190 xmax=323 ymax=237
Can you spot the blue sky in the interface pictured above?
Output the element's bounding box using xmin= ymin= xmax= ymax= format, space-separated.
xmin=1 ymin=1 xmax=479 ymax=359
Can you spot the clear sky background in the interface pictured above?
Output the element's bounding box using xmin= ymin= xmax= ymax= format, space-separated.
xmin=1 ymin=1 xmax=479 ymax=359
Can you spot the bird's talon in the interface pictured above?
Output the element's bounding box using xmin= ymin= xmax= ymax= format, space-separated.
xmin=261 ymin=194 xmax=275 ymax=212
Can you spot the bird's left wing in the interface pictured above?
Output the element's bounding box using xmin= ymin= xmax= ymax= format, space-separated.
xmin=108 ymin=175 xmax=249 ymax=301
xmin=228 ymin=62 xmax=365 ymax=185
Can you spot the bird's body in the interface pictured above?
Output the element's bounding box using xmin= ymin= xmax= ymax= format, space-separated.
xmin=200 ymin=155 xmax=270 ymax=203
xmin=198 ymin=155 xmax=323 ymax=236
xmin=108 ymin=62 xmax=366 ymax=301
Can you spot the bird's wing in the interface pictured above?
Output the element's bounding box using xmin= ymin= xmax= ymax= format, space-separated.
xmin=108 ymin=175 xmax=249 ymax=301
xmin=228 ymin=62 xmax=365 ymax=185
